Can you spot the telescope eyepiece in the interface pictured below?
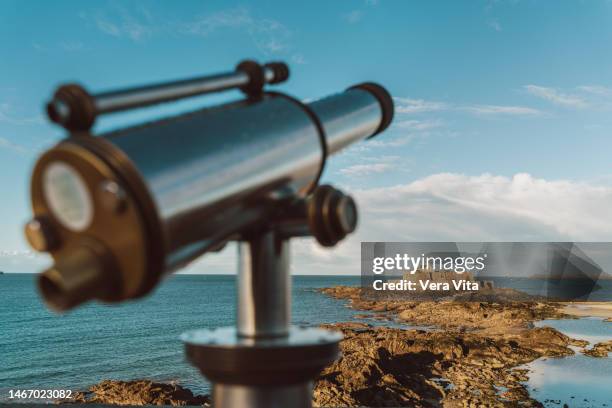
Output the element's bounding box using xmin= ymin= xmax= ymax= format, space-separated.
xmin=264 ymin=62 xmax=290 ymax=84
xmin=46 ymin=84 xmax=96 ymax=132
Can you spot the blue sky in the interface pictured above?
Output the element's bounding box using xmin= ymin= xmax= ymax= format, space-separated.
xmin=1 ymin=0 xmax=612 ymax=273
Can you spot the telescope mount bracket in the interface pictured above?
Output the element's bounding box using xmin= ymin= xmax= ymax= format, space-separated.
xmin=182 ymin=184 xmax=356 ymax=408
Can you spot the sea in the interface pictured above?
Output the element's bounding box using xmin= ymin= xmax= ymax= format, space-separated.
xmin=0 ymin=274 xmax=362 ymax=401
xmin=1 ymin=273 xmax=611 ymax=405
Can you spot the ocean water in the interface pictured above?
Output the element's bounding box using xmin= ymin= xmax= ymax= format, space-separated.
xmin=0 ymin=273 xmax=360 ymax=400
xmin=2 ymin=274 xmax=611 ymax=406
xmin=525 ymin=318 xmax=612 ymax=407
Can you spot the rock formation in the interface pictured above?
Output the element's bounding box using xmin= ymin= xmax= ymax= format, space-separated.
xmin=60 ymin=379 xmax=210 ymax=406
xmin=313 ymin=286 xmax=594 ymax=407
xmin=583 ymin=340 xmax=612 ymax=358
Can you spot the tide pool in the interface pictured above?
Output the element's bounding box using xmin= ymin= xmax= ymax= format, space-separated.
xmin=523 ymin=317 xmax=612 ymax=407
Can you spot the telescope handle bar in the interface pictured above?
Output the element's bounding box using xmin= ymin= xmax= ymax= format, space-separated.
xmin=46 ymin=60 xmax=289 ymax=132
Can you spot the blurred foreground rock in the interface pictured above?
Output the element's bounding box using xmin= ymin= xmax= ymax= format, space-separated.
xmin=60 ymin=379 xmax=210 ymax=407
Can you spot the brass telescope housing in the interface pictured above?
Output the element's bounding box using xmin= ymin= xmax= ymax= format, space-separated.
xmin=26 ymin=60 xmax=394 ymax=313
xmin=28 ymin=136 xmax=160 ymax=310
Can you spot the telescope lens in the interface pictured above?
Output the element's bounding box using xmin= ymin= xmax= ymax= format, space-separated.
xmin=42 ymin=162 xmax=93 ymax=232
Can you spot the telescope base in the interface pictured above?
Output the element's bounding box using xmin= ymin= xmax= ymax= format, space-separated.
xmin=213 ymin=382 xmax=313 ymax=408
xmin=181 ymin=326 xmax=341 ymax=408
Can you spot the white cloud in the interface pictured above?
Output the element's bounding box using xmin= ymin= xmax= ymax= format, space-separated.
xmin=0 ymin=103 xmax=43 ymax=125
xmin=343 ymin=10 xmax=364 ymax=23
xmin=394 ymin=97 xmax=449 ymax=114
xmin=483 ymin=0 xmax=509 ymax=31
xmin=291 ymin=53 xmax=306 ymax=65
xmin=0 ymin=250 xmax=32 ymax=257
xmin=524 ymin=85 xmax=588 ymax=109
xmin=339 ymin=163 xmax=394 ymax=177
xmin=348 ymin=173 xmax=610 ymax=242
xmin=487 ymin=18 xmax=502 ymax=31
xmin=338 ymin=155 xmax=402 ymax=177
xmin=367 ymin=136 xmax=413 ymax=148
xmin=0 ymin=251 xmax=51 ymax=273
xmin=177 ymin=8 xmax=293 ymax=55
xmin=394 ymin=119 xmax=444 ymax=130
xmin=524 ymin=84 xmax=612 ymax=110
xmin=177 ymin=7 xmax=254 ymax=36
xmin=83 ymin=7 xmax=154 ymax=41
xmin=393 ymin=97 xmax=539 ymax=117
xmin=291 ymin=173 xmax=612 ymax=274
xmin=0 ymin=137 xmax=27 ymax=153
xmin=59 ymin=41 xmax=84 ymax=52
xmin=577 ymin=85 xmax=612 ymax=96
xmin=81 ymin=6 xmax=295 ymax=56
xmin=461 ymin=104 xmax=541 ymax=116
xmin=366 ymin=173 xmax=612 ymax=240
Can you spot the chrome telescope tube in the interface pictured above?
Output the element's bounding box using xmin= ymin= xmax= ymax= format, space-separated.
xmin=26 ymin=80 xmax=393 ymax=311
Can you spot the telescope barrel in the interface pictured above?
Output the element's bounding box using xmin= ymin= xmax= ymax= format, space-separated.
xmin=309 ymin=83 xmax=394 ymax=154
xmin=27 ymin=79 xmax=393 ymax=311
xmin=46 ymin=60 xmax=289 ymax=132
xmin=108 ymin=85 xmax=390 ymax=270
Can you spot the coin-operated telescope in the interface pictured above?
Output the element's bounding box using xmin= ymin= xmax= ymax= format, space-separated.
xmin=25 ymin=60 xmax=393 ymax=408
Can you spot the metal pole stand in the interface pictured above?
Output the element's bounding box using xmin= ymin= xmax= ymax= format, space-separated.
xmin=182 ymin=185 xmax=357 ymax=408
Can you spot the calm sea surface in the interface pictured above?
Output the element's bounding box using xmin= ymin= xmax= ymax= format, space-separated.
xmin=0 ymin=274 xmax=360 ymax=400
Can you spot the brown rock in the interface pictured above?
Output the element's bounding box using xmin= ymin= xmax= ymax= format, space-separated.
xmin=313 ymin=286 xmax=600 ymax=407
xmin=311 ymin=322 xmax=570 ymax=407
xmin=583 ymin=340 xmax=612 ymax=357
xmin=60 ymin=379 xmax=210 ymax=406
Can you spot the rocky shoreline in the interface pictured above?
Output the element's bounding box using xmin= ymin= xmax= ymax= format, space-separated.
xmin=313 ymin=286 xmax=610 ymax=407
xmin=60 ymin=286 xmax=610 ymax=407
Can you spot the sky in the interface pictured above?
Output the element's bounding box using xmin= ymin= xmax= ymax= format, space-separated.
xmin=1 ymin=0 xmax=611 ymax=274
